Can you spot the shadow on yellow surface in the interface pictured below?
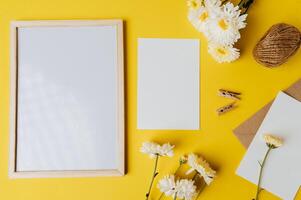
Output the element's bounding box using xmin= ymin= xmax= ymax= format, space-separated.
xmin=0 ymin=0 xmax=301 ymax=199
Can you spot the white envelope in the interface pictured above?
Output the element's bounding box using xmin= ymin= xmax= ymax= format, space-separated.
xmin=236 ymin=92 xmax=301 ymax=200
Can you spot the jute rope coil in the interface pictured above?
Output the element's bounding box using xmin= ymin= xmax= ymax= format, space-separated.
xmin=253 ymin=23 xmax=301 ymax=67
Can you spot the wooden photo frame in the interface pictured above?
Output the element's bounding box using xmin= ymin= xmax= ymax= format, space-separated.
xmin=9 ymin=20 xmax=124 ymax=178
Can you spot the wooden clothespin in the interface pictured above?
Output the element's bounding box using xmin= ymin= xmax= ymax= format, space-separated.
xmin=216 ymin=102 xmax=237 ymax=115
xmin=218 ymin=89 xmax=241 ymax=100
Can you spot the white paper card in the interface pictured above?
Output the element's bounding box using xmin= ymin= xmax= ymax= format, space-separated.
xmin=137 ymin=38 xmax=200 ymax=130
xmin=236 ymin=92 xmax=301 ymax=200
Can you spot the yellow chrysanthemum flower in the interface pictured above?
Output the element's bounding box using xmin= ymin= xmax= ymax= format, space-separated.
xmin=263 ymin=134 xmax=283 ymax=149
xmin=186 ymin=153 xmax=216 ymax=185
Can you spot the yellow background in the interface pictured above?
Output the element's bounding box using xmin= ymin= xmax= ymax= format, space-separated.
xmin=0 ymin=0 xmax=301 ymax=199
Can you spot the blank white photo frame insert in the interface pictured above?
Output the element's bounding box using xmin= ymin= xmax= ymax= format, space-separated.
xmin=9 ymin=20 xmax=124 ymax=178
xmin=137 ymin=38 xmax=200 ymax=130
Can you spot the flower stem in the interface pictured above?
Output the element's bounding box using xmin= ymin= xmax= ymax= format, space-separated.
xmin=238 ymin=0 xmax=254 ymax=15
xmin=221 ymin=0 xmax=228 ymax=5
xmin=174 ymin=164 xmax=182 ymax=175
xmin=255 ymin=147 xmax=272 ymax=200
xmin=146 ymin=154 xmax=159 ymax=200
xmin=238 ymin=0 xmax=244 ymax=7
xmin=173 ymin=193 xmax=177 ymax=200
xmin=195 ymin=180 xmax=206 ymax=200
xmin=192 ymin=171 xmax=198 ymax=180
xmin=157 ymin=193 xmax=164 ymax=200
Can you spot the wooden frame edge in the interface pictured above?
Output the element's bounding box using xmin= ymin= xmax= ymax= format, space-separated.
xmin=8 ymin=19 xmax=125 ymax=179
xmin=9 ymin=22 xmax=18 ymax=178
xmin=10 ymin=19 xmax=123 ymax=27
xmin=116 ymin=20 xmax=125 ymax=176
xmin=9 ymin=169 xmax=124 ymax=179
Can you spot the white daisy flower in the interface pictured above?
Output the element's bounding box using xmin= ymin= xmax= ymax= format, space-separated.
xmin=187 ymin=0 xmax=221 ymax=35
xmin=205 ymin=0 xmax=222 ymax=8
xmin=175 ymin=179 xmax=197 ymax=200
xmin=158 ymin=176 xmax=196 ymax=200
xmin=188 ymin=8 xmax=210 ymax=36
xmin=186 ymin=153 xmax=216 ymax=185
xmin=158 ymin=143 xmax=175 ymax=157
xmin=140 ymin=142 xmax=159 ymax=158
xmin=186 ymin=154 xmax=201 ymax=175
xmin=203 ymin=174 xmax=215 ymax=185
xmin=207 ymin=2 xmax=247 ymax=45
xmin=187 ymin=0 xmax=203 ymax=10
xmin=208 ymin=42 xmax=240 ymax=63
xmin=140 ymin=142 xmax=175 ymax=158
xmin=157 ymin=175 xmax=176 ymax=196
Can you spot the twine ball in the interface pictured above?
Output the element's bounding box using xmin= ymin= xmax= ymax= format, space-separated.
xmin=253 ymin=23 xmax=301 ymax=67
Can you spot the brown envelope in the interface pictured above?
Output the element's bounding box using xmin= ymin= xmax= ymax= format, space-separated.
xmin=233 ymin=78 xmax=301 ymax=148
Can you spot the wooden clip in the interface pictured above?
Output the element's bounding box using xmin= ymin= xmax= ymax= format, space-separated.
xmin=217 ymin=102 xmax=237 ymax=115
xmin=218 ymin=89 xmax=241 ymax=100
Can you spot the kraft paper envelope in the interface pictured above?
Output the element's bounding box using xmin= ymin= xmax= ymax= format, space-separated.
xmin=233 ymin=78 xmax=301 ymax=148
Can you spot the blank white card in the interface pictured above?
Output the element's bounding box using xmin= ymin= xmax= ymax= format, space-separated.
xmin=236 ymin=92 xmax=301 ymax=200
xmin=137 ymin=38 xmax=200 ymax=130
